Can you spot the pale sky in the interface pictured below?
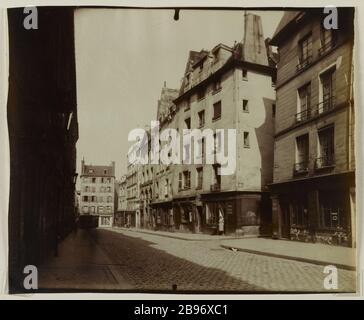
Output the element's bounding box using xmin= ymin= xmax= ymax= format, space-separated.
xmin=74 ymin=9 xmax=284 ymax=179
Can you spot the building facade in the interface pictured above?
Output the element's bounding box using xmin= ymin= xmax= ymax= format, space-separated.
xmin=113 ymin=175 xmax=128 ymax=227
xmin=143 ymin=13 xmax=277 ymax=236
xmin=79 ymin=159 xmax=115 ymax=227
xmin=7 ymin=7 xmax=78 ymax=292
xmin=269 ymin=9 xmax=355 ymax=247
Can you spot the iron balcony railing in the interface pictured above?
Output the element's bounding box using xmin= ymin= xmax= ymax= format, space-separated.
xmin=294 ymin=96 xmax=336 ymax=123
xmin=293 ymin=161 xmax=308 ymax=175
xmin=317 ymin=96 xmax=336 ymax=114
xmin=296 ymin=55 xmax=313 ymax=72
xmin=210 ymin=183 xmax=221 ymax=192
xmin=318 ymin=40 xmax=336 ymax=56
xmin=315 ymin=154 xmax=335 ymax=169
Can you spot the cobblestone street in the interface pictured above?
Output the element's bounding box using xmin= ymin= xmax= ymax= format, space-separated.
xmin=86 ymin=228 xmax=356 ymax=293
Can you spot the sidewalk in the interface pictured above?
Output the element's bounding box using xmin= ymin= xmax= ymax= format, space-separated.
xmin=38 ymin=229 xmax=133 ymax=291
xmin=220 ymin=238 xmax=356 ymax=271
xmin=112 ymin=226 xmax=250 ymax=241
xmin=114 ymin=227 xmax=356 ymax=271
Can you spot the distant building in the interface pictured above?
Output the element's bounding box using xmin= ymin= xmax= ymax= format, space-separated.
xmin=79 ymin=159 xmax=116 ymax=227
xmin=269 ymin=9 xmax=355 ymax=246
xmin=114 ymin=175 xmax=128 ymax=227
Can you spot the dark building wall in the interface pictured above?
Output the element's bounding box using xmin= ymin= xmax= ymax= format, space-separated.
xmin=7 ymin=7 xmax=78 ymax=292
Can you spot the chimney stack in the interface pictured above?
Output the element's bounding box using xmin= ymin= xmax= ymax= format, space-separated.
xmin=242 ymin=13 xmax=269 ymax=66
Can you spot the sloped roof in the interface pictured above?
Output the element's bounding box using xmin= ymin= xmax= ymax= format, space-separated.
xmin=82 ymin=165 xmax=115 ymax=177
xmin=270 ymin=11 xmax=302 ymax=45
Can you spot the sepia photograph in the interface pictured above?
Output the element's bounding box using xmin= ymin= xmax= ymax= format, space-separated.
xmin=1 ymin=4 xmax=358 ymax=296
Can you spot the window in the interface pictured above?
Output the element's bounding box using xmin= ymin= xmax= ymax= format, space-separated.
xmin=100 ymin=186 xmax=104 ymax=192
xmin=212 ymin=80 xmax=222 ymax=93
xmin=82 ymin=206 xmax=89 ymax=213
xmin=243 ymin=132 xmax=250 ymax=148
xmin=104 ymin=169 xmax=107 ymax=174
xmin=213 ymin=101 xmax=222 ymax=120
xmin=297 ymin=83 xmax=311 ymax=121
xmin=297 ymin=34 xmax=312 ymax=70
xmin=196 ymin=138 xmax=205 ymax=161
xmin=214 ymin=131 xmax=222 ymax=153
xmin=272 ymin=104 xmax=276 ymax=118
xmin=319 ymin=24 xmax=336 ymax=55
xmin=183 ymin=143 xmax=191 ymax=163
xmin=185 ymin=117 xmax=191 ymax=129
xmin=164 ymin=179 xmax=169 ymax=197
xmin=294 ymin=134 xmax=309 ymax=174
xmin=319 ymin=190 xmax=345 ymax=230
xmin=84 ymin=186 xmax=89 ymax=192
xmin=178 ymin=172 xmax=183 ymax=190
xmin=107 ymin=186 xmax=111 ymax=192
xmin=198 ymin=110 xmax=205 ymax=127
xmin=90 ymin=206 xmax=95 ymax=214
xmin=82 ymin=196 xmax=88 ymax=202
xmin=316 ymin=126 xmax=335 ymax=168
xmin=320 ymin=68 xmax=336 ymax=113
xmin=291 ymin=195 xmax=308 ymax=227
xmin=107 ymin=196 xmax=112 ymax=202
xmin=98 ymin=206 xmax=104 ymax=214
xmin=242 ymin=69 xmax=248 ymax=81
xmin=196 ymin=167 xmax=203 ymax=189
xmin=92 ymin=178 xmax=96 ymax=183
xmin=242 ymin=99 xmax=249 ymax=112
xmin=197 ymin=88 xmax=205 ymax=100
xmin=183 ymin=170 xmax=191 ymax=189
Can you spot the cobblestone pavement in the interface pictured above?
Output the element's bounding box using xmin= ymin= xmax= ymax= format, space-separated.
xmin=89 ymin=228 xmax=357 ymax=293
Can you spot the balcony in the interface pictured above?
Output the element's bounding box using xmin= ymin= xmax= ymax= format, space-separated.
xmin=315 ymin=155 xmax=335 ymax=170
xmin=318 ymin=40 xmax=336 ymax=56
xmin=295 ymin=108 xmax=311 ymax=123
xmin=294 ymin=96 xmax=336 ymax=125
xmin=210 ymin=183 xmax=221 ymax=192
xmin=293 ymin=161 xmax=308 ymax=176
xmin=317 ymin=96 xmax=335 ymax=114
xmin=296 ymin=55 xmax=313 ymax=72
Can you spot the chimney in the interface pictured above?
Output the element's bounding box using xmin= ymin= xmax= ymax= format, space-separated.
xmin=111 ymin=161 xmax=115 ymax=176
xmin=81 ymin=158 xmax=85 ymax=174
xmin=242 ymin=13 xmax=268 ymax=66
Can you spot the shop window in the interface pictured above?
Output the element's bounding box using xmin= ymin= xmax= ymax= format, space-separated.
xmin=319 ymin=190 xmax=346 ymax=230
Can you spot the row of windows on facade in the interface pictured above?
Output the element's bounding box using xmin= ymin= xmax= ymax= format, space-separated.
xmin=150 ymin=165 xmax=221 ymax=199
xmin=294 ymin=125 xmax=335 ymax=174
xmin=295 ymin=66 xmax=336 ymax=123
xmin=82 ymin=206 xmax=112 ymax=214
xmin=82 ymin=177 xmax=113 ymax=184
xmin=296 ymin=25 xmax=337 ymax=72
xmin=82 ymin=195 xmax=113 ymax=202
xmin=83 ymin=186 xmax=112 ymax=193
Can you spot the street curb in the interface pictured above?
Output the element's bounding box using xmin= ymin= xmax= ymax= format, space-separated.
xmin=220 ymin=245 xmax=356 ymax=271
xmin=110 ymin=227 xmax=253 ymax=241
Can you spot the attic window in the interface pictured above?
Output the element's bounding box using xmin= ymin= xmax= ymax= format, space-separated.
xmin=242 ymin=69 xmax=248 ymax=81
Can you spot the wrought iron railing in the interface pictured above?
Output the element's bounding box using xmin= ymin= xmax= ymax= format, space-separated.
xmin=318 ymin=40 xmax=336 ymax=56
xmin=296 ymin=55 xmax=313 ymax=72
xmin=293 ymin=161 xmax=308 ymax=175
xmin=315 ymin=154 xmax=335 ymax=169
xmin=210 ymin=183 xmax=221 ymax=192
xmin=317 ymin=96 xmax=335 ymax=114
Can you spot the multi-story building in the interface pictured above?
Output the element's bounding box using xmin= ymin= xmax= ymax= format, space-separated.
xmin=126 ymin=146 xmax=141 ymax=227
xmin=113 ymin=175 xmax=128 ymax=227
xmin=7 ymin=7 xmax=79 ymax=292
xmin=269 ymin=9 xmax=355 ymax=246
xmin=147 ymin=13 xmax=276 ymax=236
xmin=79 ymin=159 xmax=115 ymax=227
xmin=150 ymin=85 xmax=179 ymax=231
